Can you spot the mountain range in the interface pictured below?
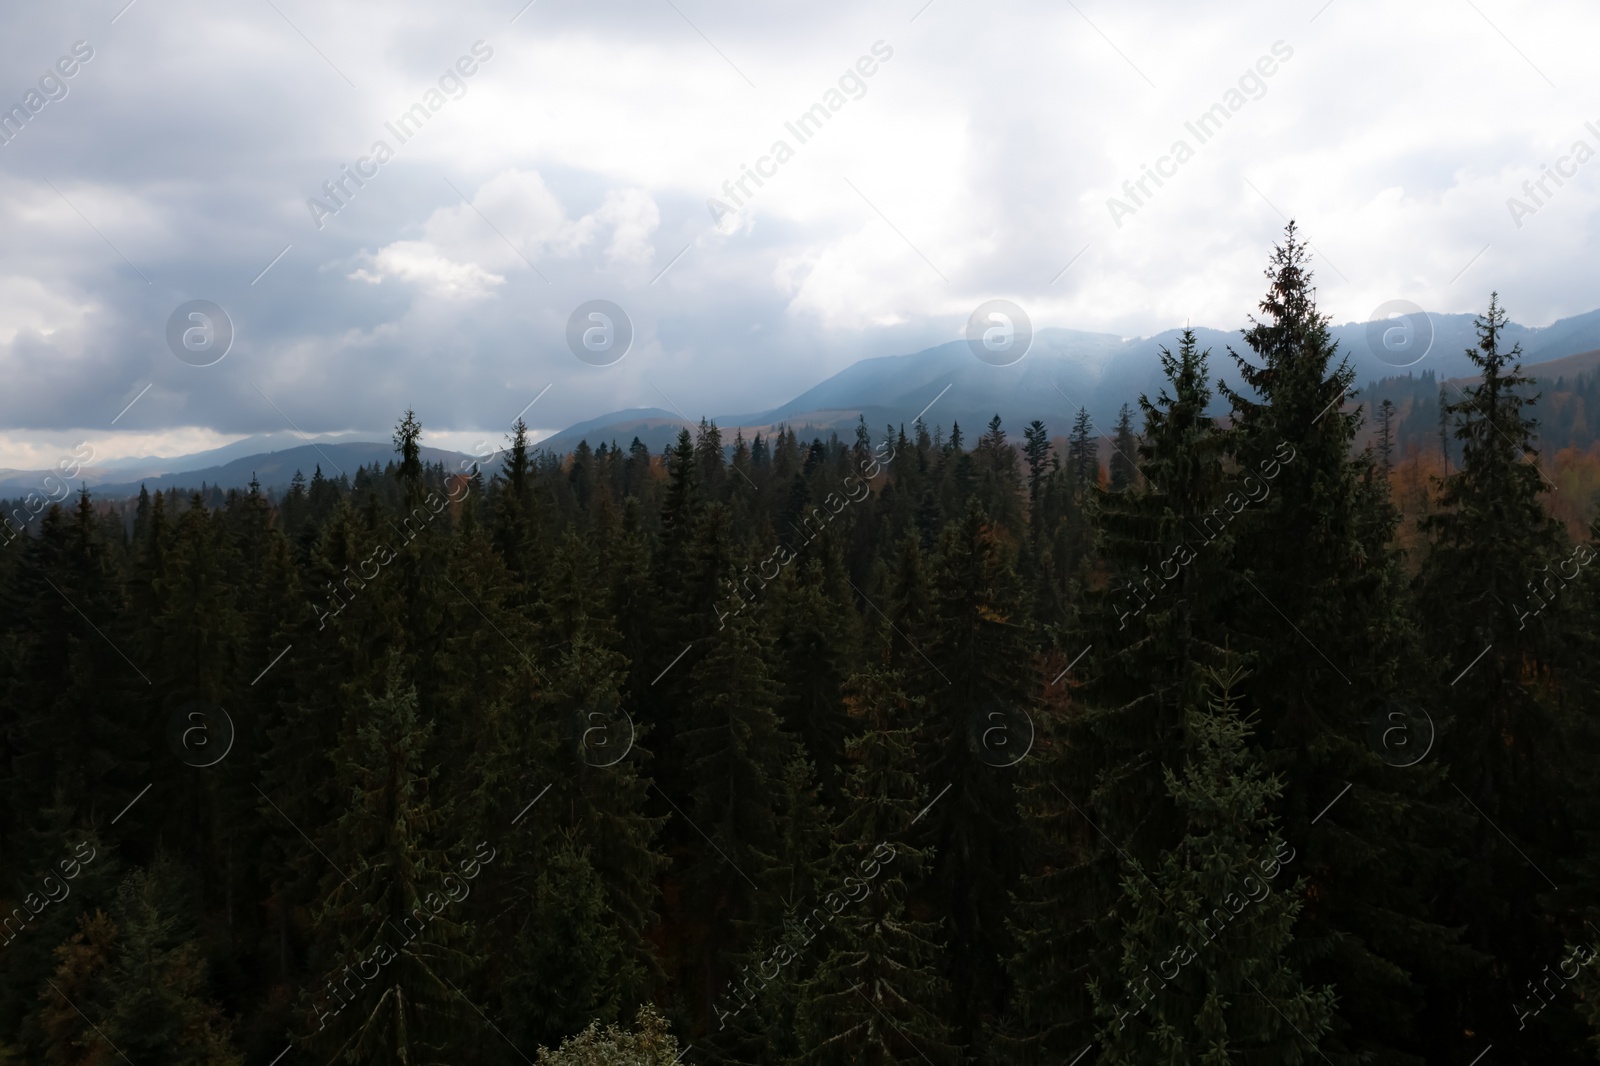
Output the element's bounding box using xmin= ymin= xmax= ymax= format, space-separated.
xmin=6 ymin=307 xmax=1600 ymax=499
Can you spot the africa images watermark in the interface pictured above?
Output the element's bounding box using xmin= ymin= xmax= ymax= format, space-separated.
xmin=706 ymin=40 xmax=895 ymax=226
xmin=1505 ymin=117 xmax=1600 ymax=230
xmin=1 ymin=841 xmax=99 ymax=950
xmin=1106 ymin=40 xmax=1295 ymax=229
xmin=0 ymin=40 xmax=95 ymax=148
xmin=306 ymin=40 xmax=496 ymax=229
xmin=1 ymin=442 xmax=96 ymax=548
xmin=1513 ymin=940 xmax=1598 ymax=1031
xmin=1113 ymin=440 xmax=1297 ymax=630
xmin=712 ymin=841 xmax=896 ymax=1029
xmin=308 ymin=841 xmax=498 ymax=1031
xmin=312 ymin=477 xmax=473 ymax=629
xmin=1510 ymin=541 xmax=1596 ymax=630
xmin=714 ymin=436 xmax=896 ymax=628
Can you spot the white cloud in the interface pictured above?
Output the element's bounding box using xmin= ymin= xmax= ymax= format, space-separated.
xmin=349 ymin=170 xmax=660 ymax=295
xmin=350 ymin=240 xmax=506 ymax=300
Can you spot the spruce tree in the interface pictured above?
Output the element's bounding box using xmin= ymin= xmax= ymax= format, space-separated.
xmin=676 ymin=593 xmax=799 ymax=1032
xmin=1218 ymin=222 xmax=1467 ymax=1063
xmin=1088 ymin=668 xmax=1335 ymax=1064
xmin=302 ymin=661 xmax=478 ymax=1065
xmin=1415 ymin=294 xmax=1580 ymax=1057
xmin=1109 ymin=403 xmax=1139 ymax=491
xmin=1008 ymin=328 xmax=1231 ymax=1061
xmin=1067 ymin=407 xmax=1098 ymax=490
xmin=794 ymin=667 xmax=957 ymax=1065
xmin=916 ymin=501 xmax=1035 ymax=1051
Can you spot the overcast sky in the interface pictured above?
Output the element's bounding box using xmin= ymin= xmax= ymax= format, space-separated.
xmin=0 ymin=0 xmax=1595 ymax=466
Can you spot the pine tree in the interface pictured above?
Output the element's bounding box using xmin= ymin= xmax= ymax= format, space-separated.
xmin=39 ymin=858 xmax=240 ymax=1066
xmin=769 ymin=556 xmax=858 ymax=801
xmin=676 ymin=594 xmax=799 ymax=1032
xmin=916 ymin=501 xmax=1035 ymax=1051
xmin=1377 ymin=398 xmax=1396 ymax=478
xmin=494 ymin=419 xmax=544 ymax=585
xmin=97 ymin=859 xmax=244 ymax=1066
xmin=696 ymin=419 xmax=727 ymax=495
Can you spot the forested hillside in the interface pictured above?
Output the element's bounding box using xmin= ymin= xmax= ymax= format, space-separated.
xmin=4 ymin=226 xmax=1600 ymax=1064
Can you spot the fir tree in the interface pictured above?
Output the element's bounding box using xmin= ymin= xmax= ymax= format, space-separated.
xmin=1008 ymin=328 xmax=1232 ymax=1061
xmin=1022 ymin=420 xmax=1051 ymax=508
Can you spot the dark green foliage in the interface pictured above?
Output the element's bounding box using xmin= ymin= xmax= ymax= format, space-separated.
xmin=1088 ymin=668 xmax=1334 ymax=1064
xmin=793 ymin=667 xmax=957 ymax=1065
xmin=1 ymin=222 xmax=1596 ymax=1066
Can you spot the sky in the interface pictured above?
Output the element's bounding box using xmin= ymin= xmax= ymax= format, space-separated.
xmin=0 ymin=0 xmax=1596 ymax=467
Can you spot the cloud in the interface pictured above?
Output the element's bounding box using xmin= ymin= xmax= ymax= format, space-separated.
xmin=349 ymin=170 xmax=659 ymax=295
xmin=350 ymin=241 xmax=505 ymax=300
xmin=0 ymin=0 xmax=1593 ymax=462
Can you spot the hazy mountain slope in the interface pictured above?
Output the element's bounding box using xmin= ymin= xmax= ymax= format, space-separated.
xmin=0 ymin=442 xmax=475 ymax=499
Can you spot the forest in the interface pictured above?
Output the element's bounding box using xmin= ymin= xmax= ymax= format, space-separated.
xmin=4 ymin=224 xmax=1600 ymax=1065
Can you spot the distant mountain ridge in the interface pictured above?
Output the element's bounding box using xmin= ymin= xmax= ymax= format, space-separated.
xmin=537 ymin=306 xmax=1600 ymax=455
xmin=0 ymin=441 xmax=475 ymax=499
xmin=5 ymin=307 xmax=1600 ymax=498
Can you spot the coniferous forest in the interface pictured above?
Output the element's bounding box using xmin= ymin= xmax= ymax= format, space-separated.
xmin=7 ymin=226 xmax=1600 ymax=1065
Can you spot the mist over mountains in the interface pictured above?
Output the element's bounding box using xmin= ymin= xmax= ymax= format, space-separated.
xmin=525 ymin=306 xmax=1600 ymax=453
xmin=6 ymin=307 xmax=1600 ymax=499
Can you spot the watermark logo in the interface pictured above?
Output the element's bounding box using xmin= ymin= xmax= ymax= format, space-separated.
xmin=705 ymin=40 xmax=895 ymax=227
xmin=306 ymin=41 xmax=495 ymax=230
xmin=966 ymin=299 xmax=1033 ymax=366
xmin=566 ymin=299 xmax=633 ymax=366
xmin=1105 ymin=40 xmax=1294 ymax=228
xmin=1365 ymin=700 xmax=1434 ymax=768
xmin=0 ymin=40 xmax=95 ymax=148
xmin=972 ymin=701 xmax=1035 ymax=768
xmin=166 ymin=700 xmax=235 ymax=768
xmin=1365 ymin=300 xmax=1433 ymax=369
xmin=578 ymin=700 xmax=635 ymax=767
xmin=1506 ymin=119 xmax=1600 ymax=230
xmin=166 ymin=300 xmax=234 ymax=366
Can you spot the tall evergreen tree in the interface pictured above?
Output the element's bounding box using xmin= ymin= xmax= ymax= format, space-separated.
xmin=1415 ymin=294 xmax=1582 ymax=1057
xmin=1067 ymin=408 xmax=1098 ymax=490
xmin=1008 ymin=327 xmax=1232 ymax=1060
xmin=1109 ymin=403 xmax=1139 ymax=491
xmin=1218 ymin=222 xmax=1467 ymax=1063
xmin=916 ymin=501 xmax=1035 ymax=1051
